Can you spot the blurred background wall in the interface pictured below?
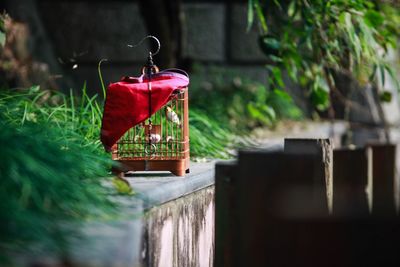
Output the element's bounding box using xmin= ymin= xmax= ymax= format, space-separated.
xmin=1 ymin=0 xmax=271 ymax=94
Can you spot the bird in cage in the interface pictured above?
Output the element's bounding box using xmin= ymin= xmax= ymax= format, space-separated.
xmin=165 ymin=106 xmax=181 ymax=126
xmin=145 ymin=133 xmax=161 ymax=144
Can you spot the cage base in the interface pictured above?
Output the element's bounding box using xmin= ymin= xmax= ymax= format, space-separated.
xmin=112 ymin=158 xmax=190 ymax=177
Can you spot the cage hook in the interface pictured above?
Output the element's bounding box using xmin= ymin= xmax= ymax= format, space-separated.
xmin=127 ymin=35 xmax=161 ymax=57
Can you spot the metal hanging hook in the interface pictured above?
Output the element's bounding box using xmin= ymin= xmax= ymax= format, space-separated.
xmin=127 ymin=35 xmax=161 ymax=56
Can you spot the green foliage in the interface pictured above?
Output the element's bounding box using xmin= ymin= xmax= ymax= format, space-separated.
xmin=248 ymin=0 xmax=400 ymax=109
xmin=187 ymin=66 xmax=303 ymax=158
xmin=0 ymin=85 xmax=124 ymax=264
xmin=189 ymin=109 xmax=236 ymax=158
xmin=0 ymin=85 xmax=104 ymax=152
xmin=380 ymin=90 xmax=392 ymax=103
xmin=267 ymin=89 xmax=303 ymax=118
xmin=112 ymin=177 xmax=135 ymax=195
xmin=190 ymin=66 xmax=302 ymax=132
xmin=0 ymin=117 xmax=116 ymax=264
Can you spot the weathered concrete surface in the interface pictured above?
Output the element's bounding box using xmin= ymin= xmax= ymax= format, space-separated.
xmin=70 ymin=220 xmax=144 ymax=267
xmin=125 ymin=161 xmax=215 ymax=210
xmin=18 ymin=161 xmax=216 ymax=267
xmin=20 ymin=204 xmax=145 ymax=267
xmin=380 ymin=48 xmax=400 ymax=126
xmin=105 ymin=161 xmax=215 ymax=267
xmin=144 ymin=186 xmax=214 ymax=267
xmin=67 ymin=162 xmax=216 ymax=267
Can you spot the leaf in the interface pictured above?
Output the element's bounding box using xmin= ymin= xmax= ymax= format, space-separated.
xmin=272 ymin=0 xmax=282 ymax=10
xmin=261 ymin=36 xmax=280 ymax=50
xmin=28 ymin=85 xmax=41 ymax=93
xmin=254 ymin=0 xmax=268 ymax=33
xmin=284 ymin=59 xmax=298 ymax=82
xmin=268 ymin=66 xmax=285 ymax=89
xmin=341 ymin=12 xmax=362 ymax=63
xmin=338 ymin=12 xmax=347 ymax=25
xmin=247 ymin=0 xmax=254 ymax=32
xmin=272 ymin=89 xmax=291 ymax=101
xmin=269 ymin=55 xmax=283 ymax=63
xmin=0 ymin=31 xmax=5 ymax=48
xmin=261 ymin=105 xmax=276 ymax=121
xmin=379 ymin=91 xmax=392 ymax=103
xmin=379 ymin=64 xmax=385 ymax=87
xmin=310 ymin=87 xmax=329 ymax=111
xmin=364 ymin=10 xmax=384 ymax=28
xmin=288 ymin=1 xmax=296 ymax=17
xmin=383 ymin=64 xmax=400 ymax=91
xmin=0 ymin=16 xmax=5 ymax=48
xmin=112 ymin=177 xmax=134 ymax=195
xmin=266 ymin=89 xmax=303 ymax=119
xmin=368 ymin=64 xmax=377 ymax=82
xmin=258 ymin=35 xmax=280 ymax=55
xmin=247 ymin=102 xmax=275 ymax=125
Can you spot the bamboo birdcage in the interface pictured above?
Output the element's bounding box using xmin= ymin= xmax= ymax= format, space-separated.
xmin=111 ymin=76 xmax=190 ymax=177
xmin=107 ymin=36 xmax=190 ymax=176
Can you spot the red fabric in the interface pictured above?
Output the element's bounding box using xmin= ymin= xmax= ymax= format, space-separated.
xmin=101 ymin=71 xmax=189 ymax=151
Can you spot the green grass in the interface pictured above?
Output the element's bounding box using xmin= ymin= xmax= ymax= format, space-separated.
xmin=0 ymin=85 xmax=238 ymax=158
xmin=0 ymin=85 xmax=104 ymax=152
xmin=0 ymin=88 xmax=119 ymax=264
xmin=189 ymin=109 xmax=235 ymax=158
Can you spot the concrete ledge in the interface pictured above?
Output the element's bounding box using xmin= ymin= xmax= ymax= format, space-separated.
xmin=21 ymin=162 xmax=216 ymax=267
xmin=125 ymin=161 xmax=215 ymax=210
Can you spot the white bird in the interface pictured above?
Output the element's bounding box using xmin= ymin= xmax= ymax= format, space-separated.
xmin=145 ymin=133 xmax=161 ymax=144
xmin=165 ymin=106 xmax=181 ymax=126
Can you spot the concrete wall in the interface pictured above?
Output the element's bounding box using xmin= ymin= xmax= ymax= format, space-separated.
xmin=144 ymin=186 xmax=215 ymax=267
xmin=21 ymin=187 xmax=215 ymax=267
xmin=381 ymin=48 xmax=400 ymax=126
xmin=20 ymin=162 xmax=216 ymax=267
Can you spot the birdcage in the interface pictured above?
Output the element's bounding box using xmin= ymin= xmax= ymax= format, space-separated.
xmin=101 ymin=36 xmax=190 ymax=176
xmin=111 ymin=87 xmax=190 ymax=176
